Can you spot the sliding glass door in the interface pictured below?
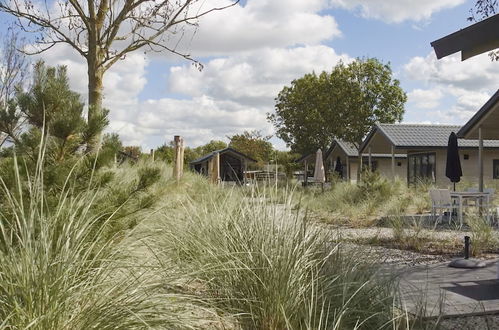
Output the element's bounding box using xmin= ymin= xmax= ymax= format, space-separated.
xmin=408 ymin=152 xmax=436 ymax=184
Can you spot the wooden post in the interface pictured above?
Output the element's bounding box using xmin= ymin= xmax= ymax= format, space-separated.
xmin=180 ymin=138 xmax=185 ymax=177
xmin=150 ymin=148 xmax=155 ymax=161
xmin=391 ymin=145 xmax=395 ymax=181
xmin=243 ymin=158 xmax=247 ymax=184
xmin=173 ymin=136 xmax=184 ymax=181
xmin=479 ymin=126 xmax=484 ymax=192
xmin=368 ymin=147 xmax=372 ymax=171
xmin=208 ymin=158 xmax=213 ymax=180
xmin=358 ymin=153 xmax=362 ymax=182
xmin=346 ymin=157 xmax=350 ymax=182
xmin=304 ymin=160 xmax=308 ymax=185
xmin=212 ymin=152 xmax=220 ymax=184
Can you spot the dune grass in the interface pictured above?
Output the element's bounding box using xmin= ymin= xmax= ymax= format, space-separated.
xmin=0 ymin=151 xmax=434 ymax=329
xmin=300 ymin=172 xmax=433 ymax=226
xmin=0 ymin=153 xmax=214 ymax=329
xmin=154 ymin=185 xmax=421 ymax=329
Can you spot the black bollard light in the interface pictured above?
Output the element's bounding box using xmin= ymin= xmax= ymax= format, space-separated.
xmin=464 ymin=236 xmax=470 ymax=259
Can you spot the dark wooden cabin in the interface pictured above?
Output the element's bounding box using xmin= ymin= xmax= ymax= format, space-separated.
xmin=190 ymin=148 xmax=257 ymax=183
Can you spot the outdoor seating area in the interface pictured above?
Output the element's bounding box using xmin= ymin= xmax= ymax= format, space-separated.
xmin=429 ymin=188 xmax=495 ymax=226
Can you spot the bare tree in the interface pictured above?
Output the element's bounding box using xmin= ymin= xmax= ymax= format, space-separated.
xmin=0 ymin=0 xmax=239 ymax=145
xmin=0 ymin=28 xmax=27 ymax=106
xmin=0 ymin=29 xmax=28 ymax=147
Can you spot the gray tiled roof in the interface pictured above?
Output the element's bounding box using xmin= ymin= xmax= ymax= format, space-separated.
xmin=327 ymin=139 xmax=407 ymax=158
xmin=335 ymin=140 xmax=358 ymax=157
xmin=190 ymin=147 xmax=257 ymax=164
xmin=377 ymin=123 xmax=499 ymax=148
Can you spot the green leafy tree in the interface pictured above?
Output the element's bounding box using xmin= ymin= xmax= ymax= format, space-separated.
xmin=154 ymin=139 xmax=226 ymax=167
xmin=275 ymin=150 xmax=301 ymax=178
xmin=155 ymin=143 xmax=174 ymax=163
xmin=228 ymin=130 xmax=273 ymax=165
xmin=269 ymin=58 xmax=406 ymax=155
xmin=196 ymin=140 xmax=227 ymax=156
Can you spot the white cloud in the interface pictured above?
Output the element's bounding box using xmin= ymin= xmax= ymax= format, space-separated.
xmin=36 ymin=43 xmax=351 ymax=149
xmin=169 ymin=45 xmax=352 ymax=107
xmin=330 ymin=0 xmax=465 ymax=23
xmin=171 ymin=0 xmax=341 ymax=57
xmin=404 ymin=52 xmax=499 ymax=90
xmin=407 ymin=88 xmax=443 ymax=109
xmin=404 ymin=51 xmax=499 ymax=124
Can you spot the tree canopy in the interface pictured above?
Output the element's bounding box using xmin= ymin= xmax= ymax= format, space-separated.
xmin=269 ymin=58 xmax=407 ymax=155
xmin=228 ymin=130 xmax=273 ymax=165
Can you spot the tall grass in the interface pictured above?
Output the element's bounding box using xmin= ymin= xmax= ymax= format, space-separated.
xmin=156 ymin=187 xmax=411 ymax=329
xmin=0 ymin=153 xmax=206 ymax=329
xmin=301 ymin=172 xmax=433 ymax=226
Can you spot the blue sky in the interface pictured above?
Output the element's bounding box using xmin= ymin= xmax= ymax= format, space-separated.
xmin=2 ymin=0 xmax=498 ymax=150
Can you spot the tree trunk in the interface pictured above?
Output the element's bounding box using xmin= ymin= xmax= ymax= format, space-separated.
xmin=87 ymin=53 xmax=104 ymax=149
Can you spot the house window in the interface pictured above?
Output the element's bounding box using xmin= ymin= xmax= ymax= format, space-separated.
xmin=361 ymin=157 xmax=377 ymax=172
xmin=493 ymin=160 xmax=499 ymax=179
xmin=408 ymin=153 xmax=436 ymax=184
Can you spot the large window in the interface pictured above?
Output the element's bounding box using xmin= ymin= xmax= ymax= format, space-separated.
xmin=408 ymin=153 xmax=436 ymax=184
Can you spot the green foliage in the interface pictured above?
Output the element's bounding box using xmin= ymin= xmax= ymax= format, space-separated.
xmin=269 ymin=58 xmax=407 ymax=154
xmin=0 ymin=61 xmax=118 ymax=199
xmin=468 ymin=213 xmax=497 ymax=256
xmin=275 ymin=149 xmax=301 ymax=178
xmin=302 ymin=175 xmax=431 ymax=226
xmin=155 ymin=139 xmax=227 ymax=166
xmin=0 ymin=154 xmax=207 ymax=329
xmin=158 ymin=189 xmax=403 ymax=329
xmin=228 ymin=130 xmax=273 ymax=164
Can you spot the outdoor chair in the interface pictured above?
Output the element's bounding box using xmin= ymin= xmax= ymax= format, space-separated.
xmin=429 ymin=189 xmax=459 ymax=225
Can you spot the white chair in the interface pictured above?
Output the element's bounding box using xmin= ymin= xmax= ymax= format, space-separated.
xmin=429 ymin=189 xmax=459 ymax=225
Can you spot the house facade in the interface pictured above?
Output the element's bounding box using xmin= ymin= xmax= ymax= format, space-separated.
xmin=325 ymin=139 xmax=406 ymax=183
xmin=296 ymin=139 xmax=406 ymax=183
xmin=360 ymin=123 xmax=499 ymax=187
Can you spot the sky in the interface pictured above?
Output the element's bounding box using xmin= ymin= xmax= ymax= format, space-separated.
xmin=1 ymin=0 xmax=499 ymax=151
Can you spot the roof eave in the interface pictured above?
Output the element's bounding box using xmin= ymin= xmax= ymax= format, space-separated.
xmin=430 ymin=13 xmax=499 ymax=60
xmin=457 ymin=89 xmax=499 ymax=139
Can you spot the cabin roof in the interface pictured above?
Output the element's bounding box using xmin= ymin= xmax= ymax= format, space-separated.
xmin=361 ymin=123 xmax=499 ymax=152
xmin=190 ymin=147 xmax=257 ymax=165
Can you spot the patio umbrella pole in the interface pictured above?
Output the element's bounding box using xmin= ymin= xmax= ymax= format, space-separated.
xmin=449 ymin=236 xmax=485 ymax=268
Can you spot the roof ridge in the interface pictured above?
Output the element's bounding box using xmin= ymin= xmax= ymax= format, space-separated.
xmin=379 ymin=123 xmax=462 ymax=127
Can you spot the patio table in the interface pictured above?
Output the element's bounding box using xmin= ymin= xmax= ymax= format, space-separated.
xmin=450 ymin=191 xmax=490 ymax=226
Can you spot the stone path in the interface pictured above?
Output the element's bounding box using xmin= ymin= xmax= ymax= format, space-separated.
xmin=398 ymin=259 xmax=499 ymax=318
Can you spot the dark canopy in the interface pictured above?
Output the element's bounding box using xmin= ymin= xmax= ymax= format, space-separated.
xmin=445 ymin=132 xmax=462 ymax=184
